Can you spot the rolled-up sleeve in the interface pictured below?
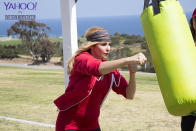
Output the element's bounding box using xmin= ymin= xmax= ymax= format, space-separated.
xmin=74 ymin=52 xmax=102 ymax=77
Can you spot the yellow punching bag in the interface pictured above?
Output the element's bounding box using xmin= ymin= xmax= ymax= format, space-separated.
xmin=141 ymin=0 xmax=196 ymax=116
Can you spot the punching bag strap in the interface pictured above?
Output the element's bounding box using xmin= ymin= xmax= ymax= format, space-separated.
xmin=152 ymin=0 xmax=160 ymax=15
xmin=143 ymin=0 xmax=150 ymax=10
xmin=143 ymin=0 xmax=164 ymax=15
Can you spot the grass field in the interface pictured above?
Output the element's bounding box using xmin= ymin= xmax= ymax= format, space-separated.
xmin=0 ymin=66 xmax=181 ymax=131
xmin=0 ymin=39 xmax=22 ymax=46
xmin=0 ymin=37 xmax=62 ymax=45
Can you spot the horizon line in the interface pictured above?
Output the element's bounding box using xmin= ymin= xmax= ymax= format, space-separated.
xmin=0 ymin=11 xmax=192 ymax=21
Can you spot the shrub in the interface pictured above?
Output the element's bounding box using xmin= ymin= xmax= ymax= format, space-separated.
xmin=109 ymin=47 xmax=133 ymax=60
xmin=37 ymin=39 xmax=54 ymax=62
xmin=0 ymin=45 xmax=18 ymax=58
xmin=111 ymin=36 xmax=120 ymax=46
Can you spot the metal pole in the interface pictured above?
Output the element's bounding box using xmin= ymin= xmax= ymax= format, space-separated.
xmin=60 ymin=0 xmax=78 ymax=88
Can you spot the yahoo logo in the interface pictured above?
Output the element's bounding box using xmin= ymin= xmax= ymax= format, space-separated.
xmin=4 ymin=2 xmax=37 ymax=11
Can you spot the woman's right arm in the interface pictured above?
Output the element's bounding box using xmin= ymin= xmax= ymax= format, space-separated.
xmin=99 ymin=53 xmax=147 ymax=75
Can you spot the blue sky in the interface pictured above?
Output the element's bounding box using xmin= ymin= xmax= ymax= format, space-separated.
xmin=77 ymin=0 xmax=196 ymax=17
xmin=0 ymin=0 xmax=196 ymax=20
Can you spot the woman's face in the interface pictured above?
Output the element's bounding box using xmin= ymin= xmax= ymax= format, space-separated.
xmin=90 ymin=42 xmax=110 ymax=60
xmin=193 ymin=17 xmax=196 ymax=31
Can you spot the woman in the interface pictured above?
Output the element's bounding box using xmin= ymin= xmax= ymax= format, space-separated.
xmin=181 ymin=8 xmax=196 ymax=131
xmin=190 ymin=8 xmax=196 ymax=42
xmin=54 ymin=26 xmax=147 ymax=131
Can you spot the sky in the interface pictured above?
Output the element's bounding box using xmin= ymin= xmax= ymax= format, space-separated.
xmin=77 ymin=0 xmax=196 ymax=17
xmin=0 ymin=0 xmax=196 ymax=20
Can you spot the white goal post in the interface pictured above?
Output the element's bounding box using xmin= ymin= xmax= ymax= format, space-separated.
xmin=60 ymin=0 xmax=78 ymax=88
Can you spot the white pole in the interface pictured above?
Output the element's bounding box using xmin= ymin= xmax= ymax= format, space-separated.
xmin=60 ymin=0 xmax=78 ymax=88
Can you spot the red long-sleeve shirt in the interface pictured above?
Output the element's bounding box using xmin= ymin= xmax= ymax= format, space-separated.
xmin=54 ymin=52 xmax=128 ymax=131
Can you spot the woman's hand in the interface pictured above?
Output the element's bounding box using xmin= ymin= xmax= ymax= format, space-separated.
xmin=128 ymin=64 xmax=137 ymax=73
xmin=126 ymin=53 xmax=147 ymax=65
xmin=99 ymin=53 xmax=147 ymax=75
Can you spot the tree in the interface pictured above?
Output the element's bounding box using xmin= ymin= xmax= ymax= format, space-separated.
xmin=141 ymin=41 xmax=155 ymax=72
xmin=39 ymin=39 xmax=54 ymax=62
xmin=7 ymin=20 xmax=53 ymax=62
xmin=114 ymin=32 xmax=120 ymax=36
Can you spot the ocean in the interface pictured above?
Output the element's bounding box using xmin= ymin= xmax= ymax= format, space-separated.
xmin=0 ymin=12 xmax=192 ymax=37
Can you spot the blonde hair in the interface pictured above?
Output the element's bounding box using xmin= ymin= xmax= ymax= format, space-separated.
xmin=67 ymin=26 xmax=107 ymax=75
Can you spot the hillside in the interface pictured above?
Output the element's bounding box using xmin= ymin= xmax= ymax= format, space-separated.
xmin=0 ymin=34 xmax=154 ymax=72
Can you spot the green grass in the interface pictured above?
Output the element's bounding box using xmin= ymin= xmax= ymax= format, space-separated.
xmin=124 ymin=73 xmax=159 ymax=91
xmin=0 ymin=66 xmax=64 ymax=125
xmin=0 ymin=66 xmax=181 ymax=131
xmin=0 ymin=39 xmax=22 ymax=46
xmin=49 ymin=37 xmax=62 ymax=43
xmin=0 ymin=37 xmax=62 ymax=46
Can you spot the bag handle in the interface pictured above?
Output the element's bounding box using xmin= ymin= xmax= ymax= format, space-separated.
xmin=143 ymin=0 xmax=165 ymax=15
xmin=152 ymin=0 xmax=161 ymax=15
xmin=143 ymin=0 xmax=150 ymax=10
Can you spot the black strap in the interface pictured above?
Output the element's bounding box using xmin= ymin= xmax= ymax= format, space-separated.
xmin=152 ymin=0 xmax=160 ymax=15
xmin=144 ymin=0 xmax=150 ymax=10
xmin=143 ymin=0 xmax=164 ymax=15
xmin=75 ymin=0 xmax=78 ymax=3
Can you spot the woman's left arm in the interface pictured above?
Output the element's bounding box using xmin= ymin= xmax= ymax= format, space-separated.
xmin=126 ymin=64 xmax=137 ymax=99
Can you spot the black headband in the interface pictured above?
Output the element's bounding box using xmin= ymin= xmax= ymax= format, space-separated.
xmin=87 ymin=30 xmax=111 ymax=42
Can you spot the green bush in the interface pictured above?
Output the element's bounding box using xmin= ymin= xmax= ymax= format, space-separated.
xmin=109 ymin=47 xmax=133 ymax=60
xmin=123 ymin=39 xmax=135 ymax=45
xmin=0 ymin=39 xmax=21 ymax=46
xmin=39 ymin=39 xmax=54 ymax=62
xmin=0 ymin=45 xmax=18 ymax=58
xmin=16 ymin=43 xmax=29 ymax=55
xmin=111 ymin=36 xmax=120 ymax=46
xmin=0 ymin=39 xmax=62 ymax=58
xmin=53 ymin=42 xmax=63 ymax=57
